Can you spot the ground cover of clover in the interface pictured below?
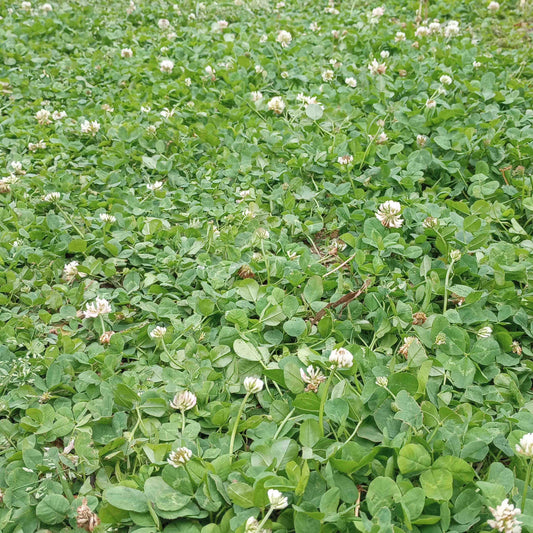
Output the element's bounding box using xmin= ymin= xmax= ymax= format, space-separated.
xmin=0 ymin=0 xmax=532 ymax=531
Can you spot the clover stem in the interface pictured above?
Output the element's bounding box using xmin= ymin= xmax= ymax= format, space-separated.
xmin=522 ymin=458 xmax=532 ymax=511
xmin=261 ymin=241 xmax=270 ymax=285
xmin=99 ymin=315 xmax=106 ymax=335
xmin=442 ymin=258 xmax=456 ymax=314
xmin=318 ymin=368 xmax=335 ymax=437
xmin=229 ymin=392 xmax=250 ymax=456
xmin=184 ymin=464 xmax=196 ymax=491
xmin=161 ymin=339 xmax=183 ymax=369
xmin=257 ymin=507 xmax=274 ymax=531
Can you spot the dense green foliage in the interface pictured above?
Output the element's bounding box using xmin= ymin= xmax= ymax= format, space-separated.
xmin=0 ymin=0 xmax=532 ymax=532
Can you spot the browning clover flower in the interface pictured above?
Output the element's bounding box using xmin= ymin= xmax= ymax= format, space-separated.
xmin=76 ymin=498 xmax=100 ymax=532
xmin=300 ymin=365 xmax=326 ymax=392
xmin=375 ymin=201 xmax=403 ymax=228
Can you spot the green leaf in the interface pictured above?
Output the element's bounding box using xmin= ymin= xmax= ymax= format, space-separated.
xmin=398 ymin=443 xmax=431 ymax=475
xmin=303 ymin=276 xmax=323 ymax=303
xmin=283 ymin=318 xmax=306 ymax=337
xmin=227 ymin=482 xmax=254 ymax=508
xmin=394 ymin=390 xmax=423 ymax=429
xmin=299 ymin=418 xmax=321 ymax=448
xmin=233 ymin=339 xmax=262 ymax=361
xmin=366 ymin=477 xmax=401 ymax=515
xmin=420 ymin=468 xmax=453 ymax=501
xmin=104 ymin=486 xmax=149 ymax=512
xmin=305 ymin=104 xmax=323 ymax=120
xmin=35 ymin=494 xmax=70 ymax=525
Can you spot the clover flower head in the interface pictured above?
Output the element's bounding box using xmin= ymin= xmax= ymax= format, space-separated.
xmin=477 ymin=326 xmax=493 ymax=338
xmin=276 ymin=30 xmax=292 ymax=47
xmin=167 ymin=447 xmax=192 ymax=467
xmin=487 ymin=499 xmax=521 ymax=533
xmin=83 ymin=297 xmax=112 ymax=319
xmin=329 ymin=347 xmax=353 ymax=368
xmin=121 ymin=47 xmax=133 ymax=58
xmin=267 ymin=96 xmax=285 ymax=114
xmin=376 ymin=201 xmax=403 ymax=228
xmin=516 ymin=433 xmax=533 ymax=458
xmin=300 ymin=365 xmax=326 ymax=392
xmin=170 ymin=390 xmax=197 ymax=411
xmin=150 ymin=325 xmax=167 ymax=338
xmin=244 ymin=376 xmax=264 ymax=394
xmin=160 ymin=59 xmax=174 ymax=73
xmin=267 ymin=489 xmax=288 ymax=509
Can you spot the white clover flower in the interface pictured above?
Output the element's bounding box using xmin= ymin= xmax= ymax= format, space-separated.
xmin=170 ymin=391 xmax=197 ymax=411
xmin=276 ymin=30 xmax=292 ymax=47
xmin=376 ymin=376 xmax=388 ymax=388
xmin=516 ymin=433 xmax=533 ymax=458
xmin=160 ymin=59 xmax=174 ymax=73
xmin=477 ymin=326 xmax=493 ymax=338
xmin=251 ymin=91 xmax=263 ymax=102
xmin=184 ymin=77 xmax=192 ymax=87
xmin=450 ymin=249 xmax=462 ymax=261
xmin=426 ymin=98 xmax=437 ymax=109
xmin=21 ymin=1 xmax=32 ymax=11
xmin=146 ymin=125 xmax=157 ymax=135
xmin=267 ymin=96 xmax=285 ymax=114
xmin=428 ymin=21 xmax=441 ymax=34
xmin=101 ymin=104 xmax=114 ymax=113
xmin=380 ymin=50 xmax=390 ymax=59
xmin=376 ymin=201 xmax=403 ymax=228
xmin=83 ymin=297 xmax=112 ymax=319
xmin=167 ymin=447 xmax=192 ymax=467
xmin=309 ymin=21 xmax=320 ymax=31
xmin=435 ymin=332 xmax=447 ymax=345
xmin=28 ymin=139 xmax=46 ymax=151
xmin=121 ymin=48 xmax=133 ymax=58
xmin=43 ymin=192 xmax=61 ymax=202
xmin=126 ymin=0 xmax=135 ymax=13
xmin=440 ymin=74 xmax=452 ymax=85
xmin=158 ymin=18 xmax=170 ymax=30
xmin=488 ymin=1 xmax=500 ymax=11
xmin=205 ymin=65 xmax=216 ymax=77
xmin=99 ymin=213 xmax=116 ymax=223
xmin=415 ymin=26 xmax=430 ymax=38
xmin=395 ymin=31 xmax=406 ymax=41
xmin=444 ymin=20 xmax=460 ymax=37
xmin=337 ymin=155 xmax=353 ymax=165
xmin=41 ymin=3 xmax=52 ymax=11
xmin=345 ymin=77 xmax=357 ymax=88
xmin=300 ymin=365 xmax=326 ymax=393
xmin=267 ymin=489 xmax=288 ymax=510
xmin=147 ymin=181 xmax=163 ymax=191
xmin=423 ymin=216 xmax=438 ymax=228
xmin=259 ymin=33 xmax=268 ymax=43
xmin=375 ymin=132 xmax=388 ymax=144
xmin=255 ymin=64 xmax=266 ymax=76
xmin=368 ymin=59 xmax=387 ymax=75
xmin=141 ymin=105 xmax=151 ymax=113
xmin=417 ymin=134 xmax=428 ymax=147
xmin=52 ymin=110 xmax=67 ymax=120
xmin=217 ymin=19 xmax=228 ymax=29
xmin=487 ymin=499 xmax=521 ymax=533
xmin=371 ymin=6 xmax=385 ymax=18
xmin=322 ymin=69 xmax=335 ymax=82
xmin=329 ymin=347 xmax=354 ymax=368
xmin=10 ymin=161 xmax=24 ymax=174
xmin=160 ymin=107 xmax=175 ymax=119
xmin=80 ymin=120 xmax=101 ymax=136
xmin=35 ymin=109 xmax=51 ymax=124
xmin=280 ymin=71 xmax=289 ymax=79
xmin=244 ymin=517 xmax=267 ymax=533
xmin=473 ymin=60 xmax=482 ymax=68
xmin=62 ymin=260 xmax=86 ymax=282
xmin=150 ymin=326 xmax=167 ymax=339
xmin=243 ymin=376 xmax=264 ymax=394
xmin=255 ymin=228 xmax=270 ymax=240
